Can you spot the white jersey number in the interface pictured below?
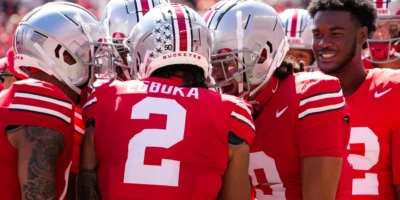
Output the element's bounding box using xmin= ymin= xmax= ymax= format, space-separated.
xmin=347 ymin=127 xmax=380 ymax=195
xmin=124 ymin=97 xmax=186 ymax=187
xmin=249 ymin=151 xmax=286 ymax=200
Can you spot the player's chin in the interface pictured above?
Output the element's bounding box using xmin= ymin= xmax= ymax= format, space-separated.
xmin=317 ymin=61 xmax=338 ymax=74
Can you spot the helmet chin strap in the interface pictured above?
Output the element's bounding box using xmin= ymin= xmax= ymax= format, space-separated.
xmin=33 ymin=42 xmax=81 ymax=94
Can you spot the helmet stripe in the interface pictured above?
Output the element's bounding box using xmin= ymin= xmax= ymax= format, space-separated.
xmin=376 ymin=0 xmax=383 ymax=9
xmin=204 ymin=4 xmax=218 ymax=26
xmin=182 ymin=5 xmax=194 ymax=52
xmin=290 ymin=9 xmax=299 ymax=38
xmin=138 ymin=0 xmax=150 ymax=19
xmin=173 ymin=5 xmax=188 ymax=51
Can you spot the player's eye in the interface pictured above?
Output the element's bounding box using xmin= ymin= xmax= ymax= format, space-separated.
xmin=298 ymin=53 xmax=306 ymax=59
xmin=331 ymin=32 xmax=344 ymax=37
xmin=389 ymin=28 xmax=400 ymax=38
xmin=313 ymin=32 xmax=322 ymax=38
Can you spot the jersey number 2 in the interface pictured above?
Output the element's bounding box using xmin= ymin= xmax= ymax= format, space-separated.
xmin=348 ymin=127 xmax=380 ymax=195
xmin=123 ymin=97 xmax=186 ymax=187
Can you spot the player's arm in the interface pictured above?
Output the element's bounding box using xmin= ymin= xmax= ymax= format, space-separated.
xmin=67 ymin=173 xmax=77 ymax=200
xmin=300 ymin=118 xmax=348 ymax=200
xmin=296 ymin=80 xmax=350 ymax=200
xmin=6 ymin=125 xmax=65 ymax=200
xmin=218 ymin=99 xmax=255 ymax=200
xmin=301 ymin=157 xmax=342 ymax=200
xmin=77 ymin=120 xmax=101 ymax=200
xmin=218 ymin=132 xmax=251 ymax=200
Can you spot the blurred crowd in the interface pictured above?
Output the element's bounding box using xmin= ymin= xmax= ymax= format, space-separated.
xmin=0 ymin=0 xmax=310 ymax=57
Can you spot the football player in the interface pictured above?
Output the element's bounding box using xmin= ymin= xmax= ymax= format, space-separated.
xmin=100 ymin=0 xmax=169 ymax=81
xmin=206 ymin=0 xmax=352 ymax=199
xmin=280 ymin=8 xmax=317 ymax=72
xmin=364 ymin=0 xmax=400 ymax=70
xmin=309 ymin=0 xmax=400 ymax=199
xmin=79 ymin=3 xmax=255 ymax=200
xmin=0 ymin=2 xmax=102 ymax=199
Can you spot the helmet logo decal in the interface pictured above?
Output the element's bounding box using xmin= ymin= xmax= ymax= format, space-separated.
xmin=150 ymin=19 xmax=174 ymax=59
xmin=112 ymin=32 xmax=126 ymax=39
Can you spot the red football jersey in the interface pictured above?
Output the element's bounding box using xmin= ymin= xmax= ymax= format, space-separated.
xmin=249 ymin=72 xmax=352 ymax=200
xmin=0 ymin=79 xmax=75 ymax=200
xmin=346 ymin=68 xmax=400 ymax=199
xmin=71 ymin=107 xmax=84 ymax=174
xmin=83 ymin=77 xmax=255 ymax=200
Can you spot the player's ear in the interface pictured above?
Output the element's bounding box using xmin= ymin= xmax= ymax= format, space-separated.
xmin=357 ymin=26 xmax=368 ymax=46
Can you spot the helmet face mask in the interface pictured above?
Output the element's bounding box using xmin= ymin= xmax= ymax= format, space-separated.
xmin=365 ymin=0 xmax=400 ymax=64
xmin=210 ymin=48 xmax=259 ymax=96
xmin=366 ymin=19 xmax=400 ymax=63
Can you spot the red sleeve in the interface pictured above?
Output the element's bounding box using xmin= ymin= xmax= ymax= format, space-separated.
xmin=296 ymin=78 xmax=350 ymax=157
xmin=5 ymin=88 xmax=75 ymax=138
xmin=296 ymin=117 xmax=350 ymax=157
xmin=82 ymin=87 xmax=99 ymax=125
xmin=228 ymin=99 xmax=256 ymax=145
xmin=71 ymin=108 xmax=84 ymax=174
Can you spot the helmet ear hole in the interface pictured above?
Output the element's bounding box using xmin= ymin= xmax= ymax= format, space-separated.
xmin=63 ymin=50 xmax=77 ymax=65
xmin=257 ymin=48 xmax=267 ymax=64
xmin=55 ymin=45 xmax=62 ymax=58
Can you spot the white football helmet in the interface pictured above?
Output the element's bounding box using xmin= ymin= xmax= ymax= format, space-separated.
xmin=204 ymin=0 xmax=288 ymax=97
xmin=126 ymin=3 xmax=212 ymax=79
xmin=280 ymin=8 xmax=317 ymax=72
xmin=366 ymin=0 xmax=400 ymax=63
xmin=101 ymin=0 xmax=170 ymax=80
xmin=13 ymin=2 xmax=105 ymax=94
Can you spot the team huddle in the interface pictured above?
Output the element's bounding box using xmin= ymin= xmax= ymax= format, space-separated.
xmin=0 ymin=0 xmax=400 ymax=199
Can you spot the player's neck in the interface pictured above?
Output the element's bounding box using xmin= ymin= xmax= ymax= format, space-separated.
xmin=30 ymin=72 xmax=79 ymax=104
xmin=330 ymin=58 xmax=367 ymax=97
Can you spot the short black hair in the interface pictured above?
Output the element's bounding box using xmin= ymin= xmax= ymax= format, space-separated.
xmin=308 ymin=0 xmax=377 ymax=37
xmin=274 ymin=55 xmax=302 ymax=80
xmin=151 ymin=64 xmax=208 ymax=88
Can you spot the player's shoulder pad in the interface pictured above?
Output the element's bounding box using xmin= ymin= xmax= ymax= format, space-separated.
xmin=295 ymin=72 xmax=342 ymax=98
xmin=369 ymin=68 xmax=400 ymax=87
xmin=83 ymin=80 xmax=119 ymax=110
xmin=295 ymin=72 xmax=346 ymax=120
xmin=368 ymin=69 xmax=400 ymax=101
xmin=221 ymin=94 xmax=254 ymax=114
xmin=222 ymin=94 xmax=255 ymax=131
xmin=7 ymin=79 xmax=74 ymax=124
